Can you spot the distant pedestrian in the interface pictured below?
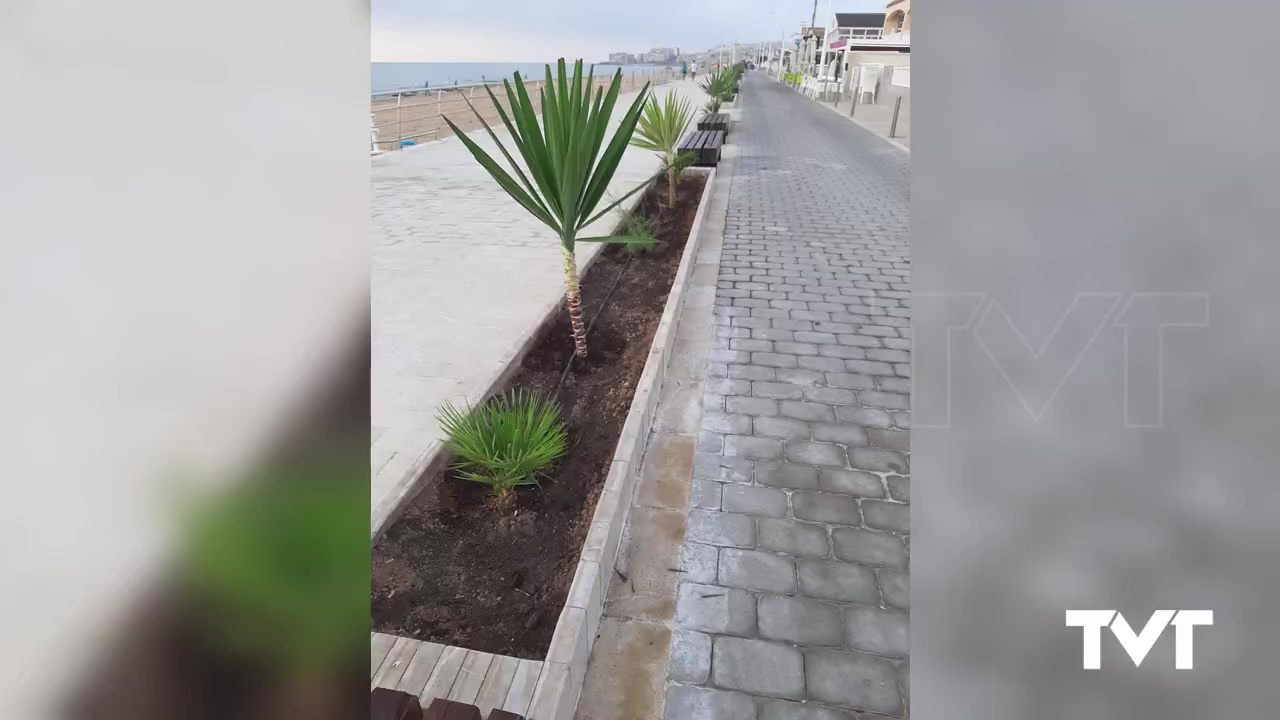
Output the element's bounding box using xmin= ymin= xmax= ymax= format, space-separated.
xmin=681 ymin=62 xmax=688 ymax=80
xmin=691 ymin=61 xmax=699 ymax=79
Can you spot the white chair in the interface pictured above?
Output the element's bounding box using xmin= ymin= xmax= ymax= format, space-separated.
xmin=856 ymin=64 xmax=882 ymax=104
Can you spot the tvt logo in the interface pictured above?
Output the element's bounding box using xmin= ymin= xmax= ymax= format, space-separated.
xmin=1066 ymin=610 xmax=1213 ymax=669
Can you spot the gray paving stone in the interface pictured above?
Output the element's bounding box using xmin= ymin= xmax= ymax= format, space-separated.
xmin=776 ymin=368 xmax=828 ymax=385
xmin=835 ymin=334 xmax=882 ymax=348
xmin=754 ymin=416 xmax=812 ymax=441
xmin=752 ymin=352 xmax=800 ymax=368
xmin=757 ymin=517 xmax=830 ymax=557
xmin=797 ymin=560 xmax=880 ymax=604
xmin=712 ymin=636 xmax=805 ymax=700
xmin=805 ymin=650 xmax=903 ymax=716
xmin=698 ymin=431 xmax=725 ymax=453
xmin=792 ymin=492 xmax=861 ymax=526
xmin=861 ymin=500 xmax=910 ymax=532
xmin=831 ymin=528 xmax=907 ymax=568
xmin=693 ymin=452 xmax=754 ymax=483
xmin=818 ymin=468 xmax=885 ymax=498
xmin=848 ymin=447 xmax=909 ymax=474
xmin=663 ymin=684 xmax=759 ymax=720
xmin=758 ymin=594 xmax=844 ymax=646
xmin=844 ymin=360 xmax=894 ymax=376
xmin=785 ymin=441 xmax=847 ymax=468
xmin=707 ymin=378 xmax=753 ymax=396
xmin=802 ymin=386 xmax=858 ymax=405
xmin=844 ymin=605 xmax=909 ymax=657
xmin=755 ymin=461 xmax=819 ymax=489
xmin=811 ymin=423 xmax=869 ymax=446
xmin=779 ymin=401 xmax=836 ymax=423
xmin=668 ymin=629 xmax=713 ymax=683
xmin=675 ymin=582 xmax=757 ymax=636
xmin=758 ymin=699 xmax=858 ymax=720
xmin=817 ymin=344 xmax=866 ymax=360
xmin=753 ymin=381 xmax=805 ymax=400
xmin=691 ymin=479 xmax=723 ymax=510
xmin=834 ymin=406 xmax=894 ymax=427
xmin=866 ymin=428 xmax=909 ymax=452
xmin=775 ymin=341 xmax=819 ymax=356
xmin=824 ymin=372 xmax=876 ymax=390
xmin=886 ymin=475 xmax=909 ymax=502
xmin=679 ymin=542 xmax=720 ymax=584
xmin=727 ymin=396 xmax=780 ymax=417
xmin=723 ymin=485 xmax=789 ymax=517
xmin=732 ymin=338 xmax=775 ymax=352
xmin=879 ymin=569 xmax=909 ymax=609
xmin=719 ymin=548 xmax=797 ymax=594
xmin=729 ymin=364 xmax=778 ymax=381
xmin=687 ymin=509 xmax=755 ymax=547
xmin=876 ymin=376 xmax=911 ymax=393
xmin=725 ymin=434 xmax=784 ymax=460
xmin=702 ymin=411 xmax=755 ymax=435
xmin=798 ymin=355 xmax=848 ymax=373
xmin=857 ymin=391 xmax=910 ymax=410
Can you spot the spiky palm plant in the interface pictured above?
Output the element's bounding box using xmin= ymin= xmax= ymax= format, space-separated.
xmin=443 ymin=59 xmax=651 ymax=358
xmin=630 ymin=91 xmax=695 ymax=207
xmin=437 ymin=390 xmax=568 ymax=499
xmin=697 ymin=67 xmax=737 ymax=102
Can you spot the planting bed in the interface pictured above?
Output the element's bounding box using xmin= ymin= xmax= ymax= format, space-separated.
xmin=372 ymin=173 xmax=708 ymax=659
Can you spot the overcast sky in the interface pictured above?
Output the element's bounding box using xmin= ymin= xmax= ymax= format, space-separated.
xmin=372 ymin=0 xmax=890 ymax=62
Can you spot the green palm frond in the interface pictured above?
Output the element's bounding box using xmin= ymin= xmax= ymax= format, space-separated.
xmin=630 ymin=90 xmax=694 ymax=157
xmin=437 ymin=390 xmax=568 ymax=498
xmin=443 ymin=59 xmax=655 ymax=251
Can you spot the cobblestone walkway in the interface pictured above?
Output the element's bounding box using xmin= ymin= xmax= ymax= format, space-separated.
xmin=665 ymin=72 xmax=911 ymax=719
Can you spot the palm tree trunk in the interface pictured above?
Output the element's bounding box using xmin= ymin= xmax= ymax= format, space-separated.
xmin=561 ymin=246 xmax=588 ymax=357
xmin=668 ymin=166 xmax=677 ymax=208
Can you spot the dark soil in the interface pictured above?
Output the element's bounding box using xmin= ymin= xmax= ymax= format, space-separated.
xmin=372 ymin=173 xmax=707 ymax=659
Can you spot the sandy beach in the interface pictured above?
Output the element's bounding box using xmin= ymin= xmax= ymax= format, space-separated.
xmin=372 ymin=70 xmax=677 ymax=150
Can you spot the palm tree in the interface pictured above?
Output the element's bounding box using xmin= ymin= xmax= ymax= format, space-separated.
xmin=630 ymin=90 xmax=695 ymax=207
xmin=443 ymin=59 xmax=652 ymax=358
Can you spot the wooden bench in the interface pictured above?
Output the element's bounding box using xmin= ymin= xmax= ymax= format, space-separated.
xmin=677 ymin=129 xmax=724 ymax=167
xmin=696 ymin=112 xmax=729 ymax=134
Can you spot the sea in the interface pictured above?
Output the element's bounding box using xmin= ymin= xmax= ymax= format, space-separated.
xmin=372 ymin=62 xmax=677 ymax=94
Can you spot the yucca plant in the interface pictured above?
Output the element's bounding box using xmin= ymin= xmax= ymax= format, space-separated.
xmin=437 ymin=389 xmax=568 ymax=499
xmin=630 ymin=91 xmax=695 ymax=207
xmin=704 ymin=97 xmax=722 ymax=114
xmin=444 ymin=59 xmax=652 ymax=358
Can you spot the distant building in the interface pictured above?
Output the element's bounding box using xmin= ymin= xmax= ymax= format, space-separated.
xmin=607 ymin=52 xmax=637 ymax=64
xmin=883 ymin=0 xmax=910 ymax=36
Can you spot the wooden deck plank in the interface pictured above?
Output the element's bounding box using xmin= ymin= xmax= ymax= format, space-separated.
xmin=473 ymin=655 xmax=521 ymax=717
xmin=373 ymin=636 xmax=421 ymax=689
xmin=372 ymin=633 xmax=398 ymax=679
xmin=446 ymin=650 xmax=495 ymax=706
xmin=500 ymin=659 xmax=543 ymax=716
xmin=420 ymin=646 xmax=469 ymax=704
xmin=397 ymin=641 xmax=448 ymax=697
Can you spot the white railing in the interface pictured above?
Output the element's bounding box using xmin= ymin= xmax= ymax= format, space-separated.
xmin=828 ymin=28 xmax=910 ymax=48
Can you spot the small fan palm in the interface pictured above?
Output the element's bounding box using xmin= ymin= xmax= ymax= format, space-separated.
xmin=697 ymin=67 xmax=737 ymax=102
xmin=443 ymin=59 xmax=653 ymax=358
xmin=630 ymin=91 xmax=695 ymax=207
xmin=437 ymin=390 xmax=568 ymax=499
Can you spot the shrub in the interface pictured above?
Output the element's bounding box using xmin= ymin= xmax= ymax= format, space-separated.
xmin=437 ymin=390 xmax=568 ymax=499
xmin=621 ymin=213 xmax=658 ymax=255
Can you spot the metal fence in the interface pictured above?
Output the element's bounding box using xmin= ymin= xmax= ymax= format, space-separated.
xmin=371 ymin=70 xmax=678 ymax=153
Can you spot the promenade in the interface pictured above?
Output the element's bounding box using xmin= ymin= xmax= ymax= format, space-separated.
xmin=370 ymin=76 xmax=704 ymax=533
xmin=577 ymin=71 xmax=912 ymax=720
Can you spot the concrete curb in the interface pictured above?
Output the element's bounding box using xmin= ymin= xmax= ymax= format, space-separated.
xmin=528 ymin=166 xmax=719 ymax=720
